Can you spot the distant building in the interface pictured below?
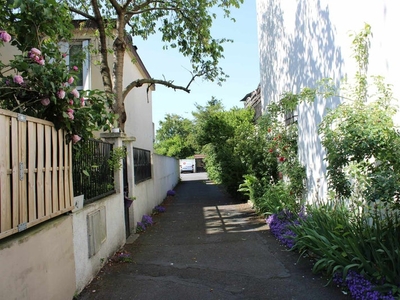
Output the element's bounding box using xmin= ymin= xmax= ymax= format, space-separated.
xmin=240 ymin=84 xmax=262 ymax=121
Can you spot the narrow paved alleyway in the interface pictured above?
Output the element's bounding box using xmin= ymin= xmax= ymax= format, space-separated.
xmin=77 ymin=173 xmax=348 ymax=300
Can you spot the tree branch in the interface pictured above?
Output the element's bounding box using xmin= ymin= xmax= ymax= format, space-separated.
xmin=123 ymin=78 xmax=191 ymax=100
xmin=68 ymin=7 xmax=96 ymax=20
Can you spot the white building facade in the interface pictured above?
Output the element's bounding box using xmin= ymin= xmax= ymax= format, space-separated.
xmin=256 ymin=0 xmax=400 ymax=201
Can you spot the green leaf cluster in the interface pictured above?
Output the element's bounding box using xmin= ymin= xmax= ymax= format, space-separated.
xmin=291 ymin=201 xmax=400 ymax=295
xmin=0 ymin=0 xmax=115 ymax=143
xmin=154 ymin=113 xmax=197 ymax=158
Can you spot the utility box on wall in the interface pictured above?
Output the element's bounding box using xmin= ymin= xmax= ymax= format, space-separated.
xmin=87 ymin=206 xmax=107 ymax=258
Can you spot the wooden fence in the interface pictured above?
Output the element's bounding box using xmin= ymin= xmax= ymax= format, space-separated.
xmin=0 ymin=109 xmax=74 ymax=240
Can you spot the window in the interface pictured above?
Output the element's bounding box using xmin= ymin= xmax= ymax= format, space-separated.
xmin=133 ymin=148 xmax=152 ymax=184
xmin=284 ymin=109 xmax=298 ymax=126
xmin=60 ymin=40 xmax=91 ymax=90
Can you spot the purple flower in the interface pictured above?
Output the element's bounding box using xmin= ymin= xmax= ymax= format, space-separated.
xmin=136 ymin=221 xmax=146 ymax=232
xmin=142 ymin=215 xmax=153 ymax=226
xmin=167 ymin=190 xmax=176 ymax=196
xmin=334 ymin=271 xmax=396 ymax=300
xmin=154 ymin=205 xmax=166 ymax=213
xmin=266 ymin=211 xmax=297 ymax=248
xmin=13 ymin=75 xmax=23 ymax=85
xmin=0 ymin=31 xmax=11 ymax=43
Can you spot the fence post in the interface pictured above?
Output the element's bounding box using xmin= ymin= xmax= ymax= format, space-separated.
xmin=99 ymin=132 xmax=125 ymax=195
xmin=122 ymin=137 xmax=136 ymax=199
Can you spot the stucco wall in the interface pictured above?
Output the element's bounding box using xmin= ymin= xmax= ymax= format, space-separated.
xmin=72 ymin=192 xmax=126 ymax=293
xmin=73 ymin=135 xmax=126 ymax=293
xmin=0 ymin=216 xmax=75 ymax=300
xmin=123 ymin=50 xmax=155 ymax=151
xmin=128 ymin=154 xmax=179 ymax=232
xmin=256 ymin=0 xmax=400 ymax=201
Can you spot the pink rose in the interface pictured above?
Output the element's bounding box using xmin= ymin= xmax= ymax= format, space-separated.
xmin=67 ymin=76 xmax=74 ymax=84
xmin=0 ymin=31 xmax=11 ymax=43
xmin=69 ymin=99 xmax=74 ymax=105
xmin=13 ymin=75 xmax=24 ymax=85
xmin=57 ymin=89 xmax=66 ymax=99
xmin=30 ymin=48 xmax=41 ymax=55
xmin=72 ymin=135 xmax=81 ymax=144
xmin=38 ymin=59 xmax=45 ymax=66
xmin=66 ymin=108 xmax=74 ymax=120
xmin=62 ymin=53 xmax=67 ymax=58
xmin=72 ymin=66 xmax=78 ymax=71
xmin=71 ymin=88 xmax=79 ymax=98
xmin=80 ymin=97 xmax=85 ymax=107
xmin=41 ymin=98 xmax=50 ymax=106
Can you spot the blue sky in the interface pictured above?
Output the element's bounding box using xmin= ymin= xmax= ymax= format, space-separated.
xmin=134 ymin=1 xmax=259 ymax=131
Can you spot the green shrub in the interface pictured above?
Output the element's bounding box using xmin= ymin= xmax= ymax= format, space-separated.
xmin=290 ymin=201 xmax=400 ymax=295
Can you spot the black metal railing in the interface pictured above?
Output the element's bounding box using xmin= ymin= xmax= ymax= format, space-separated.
xmin=73 ymin=139 xmax=115 ymax=204
xmin=133 ymin=147 xmax=151 ymax=184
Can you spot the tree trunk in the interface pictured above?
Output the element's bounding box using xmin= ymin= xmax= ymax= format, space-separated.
xmin=113 ymin=13 xmax=127 ymax=131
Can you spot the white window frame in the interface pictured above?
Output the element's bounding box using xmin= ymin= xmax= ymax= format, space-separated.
xmin=59 ymin=40 xmax=91 ymax=91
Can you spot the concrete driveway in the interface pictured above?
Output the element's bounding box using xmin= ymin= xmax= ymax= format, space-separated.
xmin=77 ymin=173 xmax=349 ymax=300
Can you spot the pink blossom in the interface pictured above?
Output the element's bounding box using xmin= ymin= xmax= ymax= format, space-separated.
xmin=57 ymin=89 xmax=66 ymax=99
xmin=72 ymin=66 xmax=78 ymax=71
xmin=67 ymin=76 xmax=74 ymax=84
xmin=71 ymin=89 xmax=79 ymax=98
xmin=41 ymin=98 xmax=50 ymax=106
xmin=30 ymin=48 xmax=41 ymax=56
xmin=69 ymin=99 xmax=74 ymax=105
xmin=66 ymin=108 xmax=74 ymax=120
xmin=29 ymin=48 xmax=45 ymax=65
xmin=62 ymin=53 xmax=67 ymax=58
xmin=72 ymin=135 xmax=81 ymax=144
xmin=13 ymin=75 xmax=24 ymax=85
xmin=80 ymin=97 xmax=85 ymax=107
xmin=0 ymin=31 xmax=11 ymax=43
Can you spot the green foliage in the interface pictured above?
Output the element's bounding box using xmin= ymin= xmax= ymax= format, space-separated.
xmin=194 ymin=99 xmax=256 ymax=197
xmin=154 ymin=114 xmax=197 ymax=158
xmin=0 ymin=0 xmax=73 ymax=50
xmin=318 ymin=24 xmax=400 ymax=205
xmin=107 ymin=146 xmax=127 ymax=171
xmin=0 ymin=0 xmax=115 ymax=142
xmin=64 ymin=0 xmax=244 ymax=129
xmin=290 ymin=202 xmax=400 ymax=294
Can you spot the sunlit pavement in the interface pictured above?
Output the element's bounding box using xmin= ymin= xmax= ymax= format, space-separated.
xmin=77 ymin=172 xmax=349 ymax=300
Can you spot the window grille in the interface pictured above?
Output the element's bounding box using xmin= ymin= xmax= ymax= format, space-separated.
xmin=133 ymin=147 xmax=152 ymax=184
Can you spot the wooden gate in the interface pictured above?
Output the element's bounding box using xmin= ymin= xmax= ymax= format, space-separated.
xmin=0 ymin=109 xmax=74 ymax=240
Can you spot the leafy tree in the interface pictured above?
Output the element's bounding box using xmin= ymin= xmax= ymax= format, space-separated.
xmin=154 ymin=113 xmax=196 ymax=158
xmin=194 ymin=99 xmax=255 ymax=197
xmin=63 ymin=0 xmax=243 ymax=131
xmin=0 ymin=0 xmax=114 ymax=142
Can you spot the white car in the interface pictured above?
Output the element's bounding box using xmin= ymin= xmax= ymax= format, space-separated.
xmin=180 ymin=163 xmax=194 ymax=173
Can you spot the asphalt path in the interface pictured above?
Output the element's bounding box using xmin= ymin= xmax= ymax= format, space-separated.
xmin=77 ymin=172 xmax=349 ymax=300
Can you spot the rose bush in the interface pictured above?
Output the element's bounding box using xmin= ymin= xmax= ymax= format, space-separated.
xmin=0 ymin=31 xmax=115 ymax=143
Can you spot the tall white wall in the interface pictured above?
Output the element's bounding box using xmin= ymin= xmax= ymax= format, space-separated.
xmin=256 ymin=0 xmax=400 ymax=201
xmin=123 ymin=50 xmax=154 ymax=151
